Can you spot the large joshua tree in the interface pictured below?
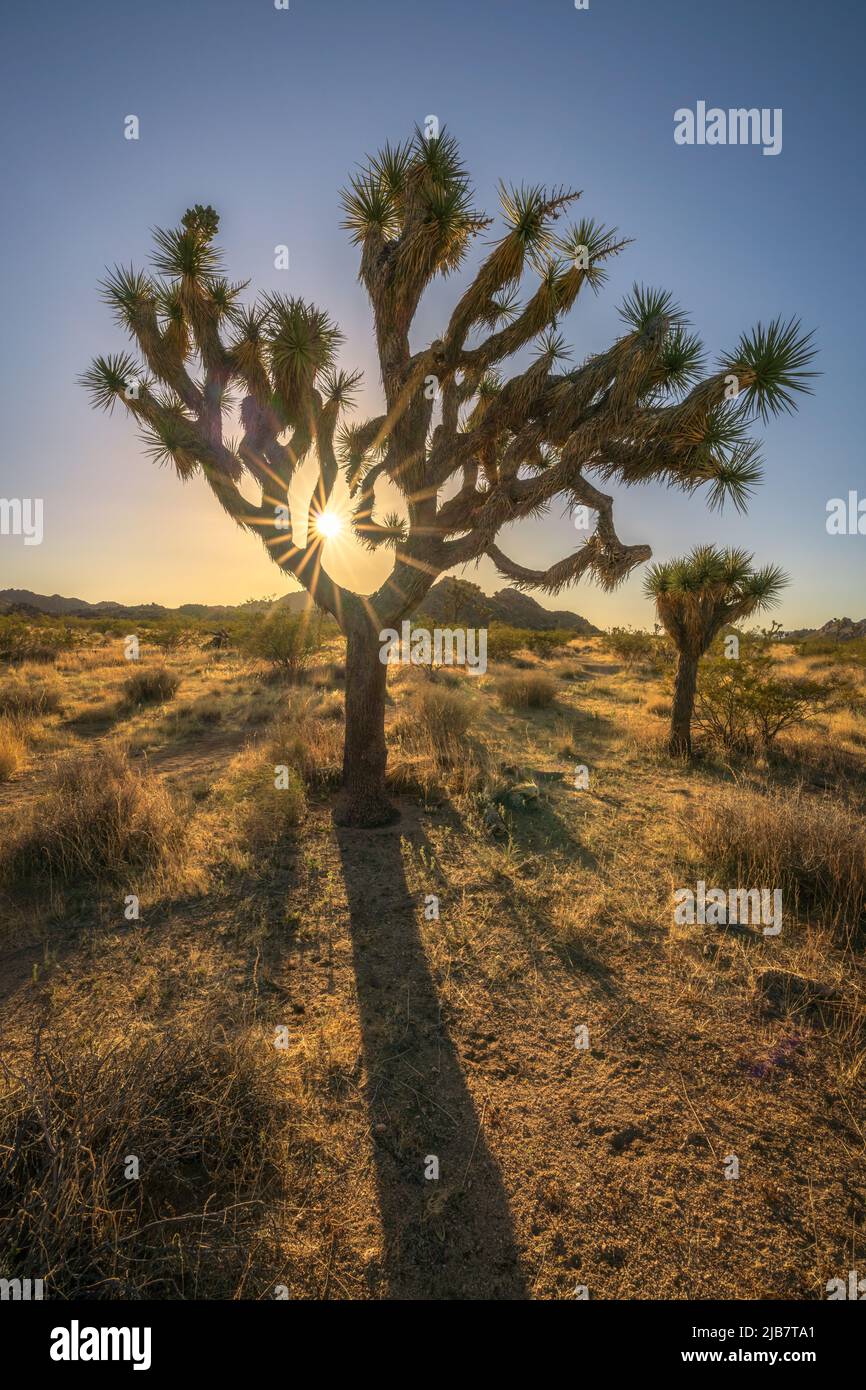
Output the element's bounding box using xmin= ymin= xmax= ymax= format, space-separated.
xmin=83 ymin=128 xmax=815 ymax=825
xmin=646 ymin=545 xmax=788 ymax=758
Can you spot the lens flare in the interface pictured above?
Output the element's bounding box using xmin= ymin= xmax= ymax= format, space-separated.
xmin=315 ymin=511 xmax=342 ymax=539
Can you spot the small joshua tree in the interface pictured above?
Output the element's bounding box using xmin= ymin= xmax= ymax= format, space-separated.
xmin=645 ymin=545 xmax=788 ymax=758
xmin=83 ymin=128 xmax=815 ymax=825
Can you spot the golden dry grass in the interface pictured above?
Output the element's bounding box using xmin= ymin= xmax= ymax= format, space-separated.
xmin=498 ymin=671 xmax=558 ymax=709
xmin=1 ymin=743 xmax=187 ymax=893
xmin=0 ymin=718 xmax=28 ymax=781
xmin=121 ymin=666 xmax=182 ymax=706
xmin=0 ymin=632 xmax=863 ymax=1300
xmin=684 ymin=783 xmax=866 ymax=948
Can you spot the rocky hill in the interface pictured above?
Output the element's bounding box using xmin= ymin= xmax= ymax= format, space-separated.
xmin=416 ymin=579 xmax=598 ymax=632
xmin=785 ymin=617 xmax=866 ymax=642
xmin=0 ymin=589 xmax=311 ymax=620
xmin=0 ymin=585 xmax=599 ymax=632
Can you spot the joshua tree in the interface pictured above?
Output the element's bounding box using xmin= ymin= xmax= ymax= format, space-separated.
xmin=645 ymin=545 xmax=788 ymax=757
xmin=82 ymin=130 xmax=815 ymax=825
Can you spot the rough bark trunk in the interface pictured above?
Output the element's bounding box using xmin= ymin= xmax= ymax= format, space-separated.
xmin=334 ymin=611 xmax=398 ymax=827
xmin=669 ymin=649 xmax=699 ymax=758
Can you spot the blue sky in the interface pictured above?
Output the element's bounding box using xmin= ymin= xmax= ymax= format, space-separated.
xmin=1 ymin=0 xmax=863 ymax=626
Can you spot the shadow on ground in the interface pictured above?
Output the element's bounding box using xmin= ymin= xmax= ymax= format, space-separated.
xmin=336 ymin=813 xmax=527 ymax=1299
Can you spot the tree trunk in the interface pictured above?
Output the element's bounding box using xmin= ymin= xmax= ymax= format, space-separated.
xmin=334 ymin=611 xmax=398 ymax=827
xmin=669 ymin=649 xmax=699 ymax=758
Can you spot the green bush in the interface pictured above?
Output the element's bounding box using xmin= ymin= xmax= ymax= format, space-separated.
xmin=695 ymin=648 xmax=844 ymax=752
xmin=525 ymin=628 xmax=576 ymax=656
xmin=239 ymin=608 xmax=325 ymax=678
xmin=147 ymin=620 xmax=199 ymax=653
xmin=604 ymin=626 xmax=663 ymax=669
xmin=0 ymin=615 xmax=76 ymax=664
xmin=796 ymin=635 xmax=866 ymax=669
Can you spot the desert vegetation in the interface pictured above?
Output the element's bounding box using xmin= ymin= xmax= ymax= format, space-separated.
xmin=0 ymin=608 xmax=863 ymax=1300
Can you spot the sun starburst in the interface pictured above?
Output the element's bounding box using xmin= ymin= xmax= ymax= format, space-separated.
xmin=314 ymin=510 xmax=342 ymax=540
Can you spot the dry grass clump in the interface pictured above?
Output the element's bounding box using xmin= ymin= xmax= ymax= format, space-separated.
xmin=0 ymin=1015 xmax=293 ymax=1298
xmin=171 ymin=695 xmax=224 ymax=729
xmin=122 ymin=667 xmax=181 ymax=706
xmin=0 ymin=718 xmax=28 ymax=781
xmin=229 ymin=756 xmax=307 ymax=847
xmin=411 ymin=684 xmax=472 ymax=746
xmin=267 ymin=693 xmax=344 ymax=789
xmin=552 ymin=662 xmax=584 ymax=682
xmin=498 ymin=672 xmax=557 ymax=710
xmin=646 ymin=697 xmax=672 ymax=718
xmin=0 ymin=668 xmax=63 ymax=719
xmin=776 ymin=727 xmax=866 ymax=786
xmin=389 ymin=685 xmax=488 ymax=801
xmin=686 ymin=784 xmax=866 ymax=947
xmin=203 ymin=739 xmax=307 ymax=864
xmin=195 ymin=693 xmax=340 ymax=859
xmin=1 ymin=745 xmax=186 ymax=890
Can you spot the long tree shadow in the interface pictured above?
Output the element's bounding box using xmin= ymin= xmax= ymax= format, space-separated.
xmin=336 ymin=815 xmax=527 ymax=1300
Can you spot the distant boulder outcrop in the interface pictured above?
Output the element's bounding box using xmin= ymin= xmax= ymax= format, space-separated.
xmin=415 ymin=578 xmax=599 ymax=633
xmin=785 ymin=617 xmax=866 ymax=642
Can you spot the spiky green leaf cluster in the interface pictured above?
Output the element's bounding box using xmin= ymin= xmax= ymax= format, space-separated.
xmin=646 ymin=544 xmax=788 ymax=655
xmin=723 ymin=316 xmax=818 ymax=422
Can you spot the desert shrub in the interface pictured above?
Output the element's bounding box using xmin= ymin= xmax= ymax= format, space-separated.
xmin=796 ymin=635 xmax=866 ymax=669
xmin=146 ymin=619 xmax=198 ymax=654
xmin=486 ymin=624 xmax=528 ymax=661
xmin=604 ymin=626 xmax=658 ymax=669
xmin=686 ymin=785 xmax=866 ymax=947
xmin=389 ymin=688 xmax=487 ymax=799
xmin=173 ymin=696 xmax=223 ymax=729
xmin=0 ymin=1016 xmax=291 ymax=1298
xmin=122 ymin=667 xmax=181 ymax=706
xmin=0 ymin=616 xmax=75 ymax=665
xmin=525 ymin=629 xmax=576 ymax=656
xmin=315 ymin=691 xmax=344 ymax=721
xmin=0 ymin=669 xmax=63 ymax=719
xmin=0 ymin=719 xmax=27 ymax=780
xmin=309 ymin=660 xmax=347 ymax=691
xmin=498 ymin=673 xmax=557 ymax=710
xmin=1 ymin=745 xmax=185 ymax=889
xmin=240 ymin=608 xmax=325 ymax=678
xmin=695 ymin=650 xmax=844 ymax=753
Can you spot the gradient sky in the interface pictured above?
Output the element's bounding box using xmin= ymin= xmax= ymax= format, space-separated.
xmin=1 ymin=0 xmax=863 ymax=627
